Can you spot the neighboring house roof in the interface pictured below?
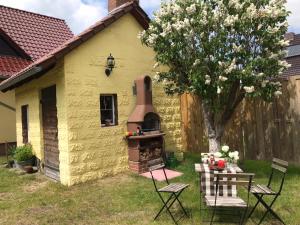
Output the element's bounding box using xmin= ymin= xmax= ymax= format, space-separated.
xmin=289 ymin=34 xmax=300 ymax=46
xmin=282 ymin=56 xmax=300 ymax=79
xmin=287 ymin=45 xmax=300 ymax=58
xmin=0 ymin=5 xmax=73 ymax=60
xmin=282 ymin=33 xmax=300 ymax=78
xmin=0 ymin=56 xmax=31 ymax=79
xmin=0 ymin=1 xmax=150 ymax=92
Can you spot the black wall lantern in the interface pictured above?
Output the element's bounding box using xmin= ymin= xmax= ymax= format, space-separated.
xmin=105 ymin=53 xmax=115 ymax=76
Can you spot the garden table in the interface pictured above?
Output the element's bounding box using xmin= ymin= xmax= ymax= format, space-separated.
xmin=195 ymin=163 xmax=243 ymax=197
xmin=195 ymin=163 xmax=252 ymax=224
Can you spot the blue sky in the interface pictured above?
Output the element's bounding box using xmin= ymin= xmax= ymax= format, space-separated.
xmin=0 ymin=0 xmax=299 ymax=34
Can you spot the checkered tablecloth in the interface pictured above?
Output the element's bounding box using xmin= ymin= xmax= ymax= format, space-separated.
xmin=195 ymin=163 xmax=243 ymax=197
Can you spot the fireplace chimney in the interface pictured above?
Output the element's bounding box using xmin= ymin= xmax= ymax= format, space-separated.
xmin=128 ymin=76 xmax=155 ymax=123
xmin=108 ymin=0 xmax=139 ymax=13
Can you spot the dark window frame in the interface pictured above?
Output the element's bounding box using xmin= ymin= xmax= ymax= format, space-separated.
xmin=21 ymin=105 xmax=29 ymax=144
xmin=100 ymin=94 xmax=118 ymax=127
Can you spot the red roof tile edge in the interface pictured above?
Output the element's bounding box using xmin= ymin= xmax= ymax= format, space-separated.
xmin=0 ymin=56 xmax=32 ymax=77
xmin=0 ymin=1 xmax=149 ymax=92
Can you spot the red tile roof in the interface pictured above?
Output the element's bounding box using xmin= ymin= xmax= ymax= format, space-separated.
xmin=0 ymin=1 xmax=150 ymax=91
xmin=0 ymin=5 xmax=73 ymax=60
xmin=0 ymin=56 xmax=31 ymax=78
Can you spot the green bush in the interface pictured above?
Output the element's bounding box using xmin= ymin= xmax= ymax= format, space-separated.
xmin=13 ymin=144 xmax=34 ymax=162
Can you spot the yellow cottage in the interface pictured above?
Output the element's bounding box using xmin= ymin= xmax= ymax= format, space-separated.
xmin=0 ymin=1 xmax=185 ymax=185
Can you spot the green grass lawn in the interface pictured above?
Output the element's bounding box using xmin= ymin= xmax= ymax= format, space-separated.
xmin=0 ymin=154 xmax=299 ymax=225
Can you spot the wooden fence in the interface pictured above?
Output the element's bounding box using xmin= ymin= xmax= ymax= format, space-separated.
xmin=180 ymin=76 xmax=300 ymax=164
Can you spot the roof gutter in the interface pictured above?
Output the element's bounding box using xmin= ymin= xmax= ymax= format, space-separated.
xmin=0 ymin=65 xmax=44 ymax=92
xmin=0 ymin=74 xmax=8 ymax=81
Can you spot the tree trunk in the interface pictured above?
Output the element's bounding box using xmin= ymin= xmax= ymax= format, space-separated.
xmin=208 ymin=136 xmax=221 ymax=153
xmin=202 ymin=101 xmax=224 ymax=153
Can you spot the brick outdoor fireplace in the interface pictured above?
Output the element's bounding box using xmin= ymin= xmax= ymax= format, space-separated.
xmin=127 ymin=76 xmax=165 ymax=173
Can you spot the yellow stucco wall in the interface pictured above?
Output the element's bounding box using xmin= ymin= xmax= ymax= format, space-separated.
xmin=0 ymin=90 xmax=16 ymax=143
xmin=64 ymin=14 xmax=184 ymax=185
xmin=15 ymin=62 xmax=71 ymax=185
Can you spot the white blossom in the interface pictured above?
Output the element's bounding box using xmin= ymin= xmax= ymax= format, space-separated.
xmin=261 ymin=80 xmax=269 ymax=88
xmin=229 ymin=0 xmax=243 ymax=10
xmin=278 ymin=39 xmax=290 ymax=47
xmin=153 ymin=62 xmax=159 ymax=69
xmin=173 ymin=4 xmax=183 ymax=14
xmin=224 ymin=15 xmax=239 ymax=27
xmin=160 ymin=31 xmax=167 ymax=37
xmin=154 ymin=16 xmax=161 ymax=24
xmin=147 ymin=34 xmax=158 ymax=46
xmin=229 ymin=151 xmax=239 ymax=160
xmin=205 ymin=75 xmax=211 ymax=85
xmin=246 ymin=3 xmax=257 ymax=18
xmin=270 ymin=53 xmax=278 ymax=59
xmin=278 ymin=60 xmax=291 ymax=68
xmin=243 ymin=86 xmax=255 ymax=93
xmin=267 ymin=26 xmax=279 ymax=34
xmin=278 ymin=21 xmax=288 ymax=28
xmin=225 ymin=58 xmax=237 ymax=74
xmin=274 ymin=90 xmax=282 ymax=96
xmin=218 ymin=61 xmax=223 ymax=67
xmin=193 ymin=59 xmax=201 ymax=67
xmin=258 ymin=24 xmax=263 ymax=30
xmin=205 ymin=79 xmax=211 ymax=85
xmin=222 ymin=145 xmax=229 ymax=152
xmin=217 ymin=86 xmax=222 ymax=94
xmin=234 ymin=155 xmax=239 ymax=161
xmin=153 ymin=73 xmax=160 ymax=83
xmin=137 ymin=30 xmax=145 ymax=39
xmin=186 ymin=4 xmax=196 ymax=15
xmin=219 ymin=76 xmax=228 ymax=82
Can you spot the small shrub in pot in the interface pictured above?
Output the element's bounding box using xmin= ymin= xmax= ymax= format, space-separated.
xmin=12 ymin=144 xmax=35 ymax=168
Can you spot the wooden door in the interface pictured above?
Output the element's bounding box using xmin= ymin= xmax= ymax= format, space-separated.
xmin=41 ymin=85 xmax=60 ymax=180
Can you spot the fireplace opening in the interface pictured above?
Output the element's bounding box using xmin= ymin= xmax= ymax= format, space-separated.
xmin=142 ymin=112 xmax=160 ymax=132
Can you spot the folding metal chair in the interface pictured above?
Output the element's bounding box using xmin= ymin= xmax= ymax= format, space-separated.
xmin=248 ymin=158 xmax=288 ymax=225
xmin=206 ymin=173 xmax=255 ymax=225
xmin=147 ymin=158 xmax=189 ymax=225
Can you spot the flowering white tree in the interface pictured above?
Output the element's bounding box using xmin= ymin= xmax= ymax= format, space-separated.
xmin=139 ymin=0 xmax=290 ymax=152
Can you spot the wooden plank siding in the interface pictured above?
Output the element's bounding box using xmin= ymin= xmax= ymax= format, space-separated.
xmin=180 ymin=76 xmax=300 ymax=164
xmin=41 ymin=85 xmax=60 ymax=181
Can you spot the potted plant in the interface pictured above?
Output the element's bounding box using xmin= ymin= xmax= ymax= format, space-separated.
xmin=12 ymin=144 xmax=35 ymax=170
